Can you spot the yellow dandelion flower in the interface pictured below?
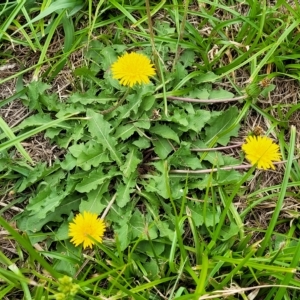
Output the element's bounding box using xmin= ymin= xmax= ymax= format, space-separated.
xmin=111 ymin=52 xmax=156 ymax=87
xmin=69 ymin=211 xmax=106 ymax=249
xmin=242 ymin=136 xmax=281 ymax=170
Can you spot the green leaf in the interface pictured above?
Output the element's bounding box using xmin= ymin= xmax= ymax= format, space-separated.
xmin=205 ymin=106 xmax=240 ymax=146
xmin=202 ymin=151 xmax=241 ymax=168
xmin=118 ymin=85 xmax=155 ymax=120
xmin=129 ymin=209 xmax=145 ymax=239
xmin=14 ymin=114 xmax=53 ymax=130
xmin=45 ymin=127 xmax=64 ymax=139
xmin=157 ymin=221 xmax=175 ymax=241
xmin=145 ymin=174 xmax=169 ymax=199
xmin=187 ymin=202 xmax=204 ymax=227
xmin=260 ymin=84 xmax=276 ymax=97
xmin=143 ymin=260 xmax=159 ymax=280
xmin=153 ymin=174 xmax=184 ymax=200
xmin=209 ymin=89 xmax=234 ymax=99
xmin=220 ymin=223 xmax=239 ymax=240
xmin=133 ymin=137 xmax=151 ymax=149
xmin=87 ymin=109 xmax=122 ymax=166
xmin=40 ymin=93 xmax=61 ymax=111
xmin=120 ymin=147 xmax=142 ymax=178
xmin=69 ymin=143 xmax=86 ymax=158
xmin=115 ymin=224 xmax=131 ymax=251
xmin=60 ymin=153 xmax=77 ymax=171
xmin=27 ymin=186 xmax=67 ymax=220
xmin=136 ymin=241 xmax=164 ymax=257
xmin=75 ymin=167 xmax=116 ymax=193
xmin=134 ymin=116 xmax=150 ymax=129
xmin=17 ymin=195 xmax=81 ymax=233
xmin=68 ymin=90 xmax=117 ymax=105
xmin=156 ymin=20 xmax=175 ymax=35
xmin=44 ymin=169 xmax=66 ymax=187
xmin=74 ymin=67 xmax=103 ymax=86
xmin=153 ymin=138 xmax=174 ymax=159
xmin=79 ymin=182 xmax=110 ymax=214
xmin=179 ymin=49 xmax=195 ymax=67
xmin=48 ymin=122 xmax=84 ymax=148
xmin=107 ymin=197 xmax=133 ymax=223
xmin=216 ymin=170 xmax=243 ymax=185
xmin=222 ymin=155 xmax=242 ymax=165
xmin=145 ymin=214 xmax=159 ymax=239
xmin=150 ymin=124 xmax=180 ymax=144
xmin=100 ymin=45 xmax=124 ymax=70
xmin=170 ymin=143 xmax=202 ymax=170
xmin=26 ymin=186 xmax=50 ymax=211
xmin=25 ymin=81 xmax=51 ymax=110
xmin=177 ymin=102 xmax=195 ymax=114
xmin=54 ymin=221 xmax=69 ymax=241
xmin=77 ymin=142 xmax=111 ymax=171
xmin=186 ymin=109 xmax=211 ymax=132
xmin=173 ymin=62 xmax=188 ymax=85
xmin=195 ymin=72 xmax=219 ymax=83
xmin=115 ymin=124 xmax=136 ymax=140
xmin=188 ymin=88 xmax=210 ymax=99
xmin=18 ymin=163 xmax=60 ymax=192
xmin=169 ymin=108 xmax=189 ymax=127
xmin=188 ymin=202 xmax=220 ymax=227
xmin=117 ymin=95 xmax=143 ymax=120
xmin=116 ymin=175 xmax=136 ymax=208
xmin=140 ymin=95 xmax=156 ymax=111
xmin=55 ymin=103 xmax=86 ymax=118
xmin=203 ymin=151 xmax=224 ymax=166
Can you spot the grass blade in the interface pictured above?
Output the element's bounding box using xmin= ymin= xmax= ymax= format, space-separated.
xmin=257 ymin=126 xmax=296 ymax=256
xmin=0 ymin=117 xmax=33 ymax=163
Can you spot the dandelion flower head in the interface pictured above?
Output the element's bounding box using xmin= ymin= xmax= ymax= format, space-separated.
xmin=242 ymin=135 xmax=281 ymax=170
xmin=111 ymin=52 xmax=155 ymax=87
xmin=69 ymin=211 xmax=106 ymax=249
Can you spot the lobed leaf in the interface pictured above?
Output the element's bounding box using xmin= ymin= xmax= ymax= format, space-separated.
xmin=75 ymin=167 xmax=116 ymax=193
xmin=87 ymin=109 xmax=122 ymax=166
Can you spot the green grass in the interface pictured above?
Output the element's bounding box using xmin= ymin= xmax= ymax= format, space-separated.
xmin=0 ymin=0 xmax=300 ymax=299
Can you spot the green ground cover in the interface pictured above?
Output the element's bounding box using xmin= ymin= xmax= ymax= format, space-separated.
xmin=1 ymin=1 xmax=300 ymax=299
